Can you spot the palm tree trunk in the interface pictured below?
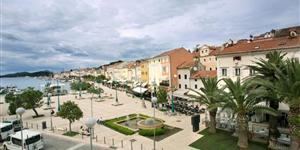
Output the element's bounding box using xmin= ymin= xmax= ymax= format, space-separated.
xmin=289 ymin=106 xmax=300 ymax=150
xmin=268 ymin=101 xmax=280 ymax=149
xmin=237 ymin=114 xmax=248 ymax=148
xmin=209 ymin=110 xmax=217 ymax=133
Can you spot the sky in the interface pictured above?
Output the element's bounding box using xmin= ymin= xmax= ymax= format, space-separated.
xmin=1 ymin=0 xmax=299 ymax=74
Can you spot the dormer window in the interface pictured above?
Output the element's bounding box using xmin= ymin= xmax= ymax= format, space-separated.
xmin=233 ymin=56 xmax=241 ymax=61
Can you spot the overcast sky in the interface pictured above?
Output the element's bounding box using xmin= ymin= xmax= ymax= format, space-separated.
xmin=1 ymin=0 xmax=299 ymax=74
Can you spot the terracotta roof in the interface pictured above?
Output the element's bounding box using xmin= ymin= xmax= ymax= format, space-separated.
xmin=190 ymin=70 xmax=217 ymax=79
xmin=177 ymin=60 xmax=196 ymax=69
xmin=154 ymin=47 xmax=188 ymax=58
xmin=216 ymin=36 xmax=300 ymax=55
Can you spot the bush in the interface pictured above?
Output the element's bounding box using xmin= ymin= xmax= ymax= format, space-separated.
xmin=104 ymin=121 xmax=135 ymax=135
xmin=139 ymin=127 xmax=167 ymax=137
xmin=63 ymin=131 xmax=79 ymax=137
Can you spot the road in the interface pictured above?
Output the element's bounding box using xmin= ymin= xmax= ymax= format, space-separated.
xmin=0 ymin=134 xmax=110 ymax=150
xmin=43 ymin=134 xmax=110 ymax=150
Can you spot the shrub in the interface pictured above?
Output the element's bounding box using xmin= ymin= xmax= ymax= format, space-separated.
xmin=139 ymin=127 xmax=167 ymax=137
xmin=63 ymin=131 xmax=79 ymax=137
xmin=104 ymin=121 xmax=135 ymax=135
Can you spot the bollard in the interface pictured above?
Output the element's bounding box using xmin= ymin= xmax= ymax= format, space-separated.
xmin=141 ymin=143 xmax=143 ymax=150
xmin=104 ymin=137 xmax=106 ymax=144
xmin=130 ymin=141 xmax=133 ymax=150
xmin=96 ymin=135 xmax=98 ymax=142
xmin=121 ymin=140 xmax=123 ymax=148
xmin=36 ymin=124 xmax=38 ymax=129
xmin=31 ymin=123 xmax=33 ymax=128
xmin=112 ymin=138 xmax=114 ymax=146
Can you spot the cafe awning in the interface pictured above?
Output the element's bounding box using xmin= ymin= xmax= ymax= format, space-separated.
xmin=132 ymin=87 xmax=148 ymax=94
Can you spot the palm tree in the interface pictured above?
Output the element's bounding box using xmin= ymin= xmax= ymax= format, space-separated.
xmin=248 ymin=51 xmax=286 ymax=147
xmin=273 ymin=58 xmax=300 ymax=150
xmin=222 ymin=78 xmax=277 ymax=148
xmin=188 ymin=77 xmax=224 ymax=133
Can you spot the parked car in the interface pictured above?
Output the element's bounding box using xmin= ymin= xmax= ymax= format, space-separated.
xmin=0 ymin=123 xmax=14 ymax=141
xmin=3 ymin=118 xmax=22 ymax=132
xmin=2 ymin=130 xmax=44 ymax=150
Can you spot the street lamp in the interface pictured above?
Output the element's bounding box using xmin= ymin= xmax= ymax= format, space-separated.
xmin=16 ymin=107 xmax=25 ymax=150
xmin=171 ymin=74 xmax=177 ymax=114
xmin=56 ymin=80 xmax=61 ymax=112
xmin=151 ymin=96 xmax=157 ymax=150
xmin=85 ymin=117 xmax=96 ymax=150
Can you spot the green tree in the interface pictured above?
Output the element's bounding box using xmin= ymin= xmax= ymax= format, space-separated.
xmin=157 ymin=86 xmax=168 ymax=104
xmin=188 ymin=77 xmax=224 ymax=133
xmin=57 ymin=101 xmax=83 ymax=132
xmin=21 ymin=87 xmax=44 ymax=117
xmin=95 ymin=75 xmax=106 ymax=83
xmin=5 ymin=92 xmax=23 ymax=115
xmin=248 ymin=51 xmax=286 ymax=147
xmin=70 ymin=81 xmax=92 ymax=91
xmin=261 ymin=58 xmax=300 ymax=150
xmin=223 ymin=78 xmax=277 ymax=148
xmin=87 ymin=86 xmax=104 ymax=98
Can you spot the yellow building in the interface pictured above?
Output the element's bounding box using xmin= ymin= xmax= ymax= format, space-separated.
xmin=140 ymin=59 xmax=149 ymax=83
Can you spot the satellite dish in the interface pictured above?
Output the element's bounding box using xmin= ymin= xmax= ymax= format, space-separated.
xmin=290 ymin=31 xmax=297 ymax=37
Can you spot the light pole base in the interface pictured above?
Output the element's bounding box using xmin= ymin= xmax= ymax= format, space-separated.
xmin=169 ymin=112 xmax=177 ymax=116
xmin=112 ymin=103 xmax=123 ymax=106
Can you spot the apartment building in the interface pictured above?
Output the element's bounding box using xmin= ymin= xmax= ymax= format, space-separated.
xmin=194 ymin=45 xmax=219 ymax=71
xmin=148 ymin=47 xmax=193 ymax=88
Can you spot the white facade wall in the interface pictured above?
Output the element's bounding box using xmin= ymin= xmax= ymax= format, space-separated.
xmin=217 ymin=48 xmax=300 ymax=113
xmin=177 ymin=68 xmax=190 ymax=90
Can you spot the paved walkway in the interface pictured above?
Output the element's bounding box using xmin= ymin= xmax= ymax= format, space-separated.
xmin=1 ymin=84 xmax=205 ymax=150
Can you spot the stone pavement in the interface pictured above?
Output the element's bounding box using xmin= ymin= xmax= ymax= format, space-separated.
xmin=1 ymin=84 xmax=205 ymax=150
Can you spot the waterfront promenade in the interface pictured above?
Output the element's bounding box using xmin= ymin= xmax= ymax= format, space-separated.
xmin=1 ymin=84 xmax=204 ymax=150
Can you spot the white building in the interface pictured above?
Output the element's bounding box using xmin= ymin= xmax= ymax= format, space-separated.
xmin=215 ymin=26 xmax=300 ymax=126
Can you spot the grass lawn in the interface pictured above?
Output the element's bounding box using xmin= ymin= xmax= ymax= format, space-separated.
xmin=63 ymin=131 xmax=79 ymax=137
xmin=189 ymin=129 xmax=270 ymax=150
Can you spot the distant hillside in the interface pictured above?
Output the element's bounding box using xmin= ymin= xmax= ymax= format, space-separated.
xmin=0 ymin=70 xmax=53 ymax=78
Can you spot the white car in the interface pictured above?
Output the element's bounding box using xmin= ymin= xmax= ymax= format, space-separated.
xmin=3 ymin=130 xmax=44 ymax=150
xmin=0 ymin=123 xmax=14 ymax=141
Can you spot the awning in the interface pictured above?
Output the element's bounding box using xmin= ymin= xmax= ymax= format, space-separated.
xmin=132 ymin=87 xmax=148 ymax=94
xmin=171 ymin=89 xmax=190 ymax=100
xmin=186 ymin=89 xmax=200 ymax=97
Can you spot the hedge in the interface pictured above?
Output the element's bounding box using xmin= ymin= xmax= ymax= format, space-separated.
xmin=138 ymin=127 xmax=167 ymax=137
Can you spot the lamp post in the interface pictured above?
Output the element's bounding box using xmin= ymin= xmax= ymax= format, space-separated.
xmin=85 ymin=117 xmax=96 ymax=150
xmin=56 ymin=80 xmax=60 ymax=112
xmin=113 ymin=72 xmax=118 ymax=104
xmin=151 ymin=96 xmax=157 ymax=150
xmin=151 ymin=78 xmax=157 ymax=150
xmin=16 ymin=107 xmax=25 ymax=150
xmin=171 ymin=74 xmax=177 ymax=114
xmin=79 ymin=70 xmax=82 ymax=99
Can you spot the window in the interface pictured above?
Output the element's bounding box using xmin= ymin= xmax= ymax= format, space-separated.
xmin=210 ymin=68 xmax=212 ymax=71
xmin=215 ymin=67 xmax=217 ymax=70
xmin=233 ymin=56 xmax=241 ymax=61
xmin=195 ymin=84 xmax=198 ymax=89
xmin=178 ymin=74 xmax=181 ymax=79
xmin=249 ymin=68 xmax=255 ymax=76
xmin=235 ymin=68 xmax=241 ymax=76
xmin=1 ymin=124 xmax=12 ymax=132
xmin=184 ymin=74 xmax=187 ymax=79
xmin=185 ymin=84 xmax=187 ymax=89
xmin=195 ymin=79 xmax=197 ymax=82
xmin=12 ymin=138 xmax=22 ymax=146
xmin=25 ymin=135 xmax=41 ymax=145
xmin=222 ymin=68 xmax=227 ymax=76
xmin=162 ymin=66 xmax=166 ymax=73
xmin=204 ymin=59 xmax=206 ymax=62
xmin=179 ymin=84 xmax=181 ymax=89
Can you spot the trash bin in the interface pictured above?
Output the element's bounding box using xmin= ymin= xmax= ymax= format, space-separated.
xmin=42 ymin=121 xmax=47 ymax=129
xmin=191 ymin=115 xmax=200 ymax=132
